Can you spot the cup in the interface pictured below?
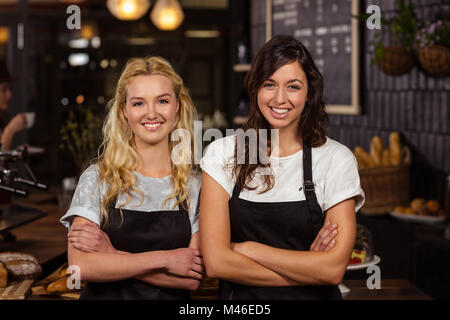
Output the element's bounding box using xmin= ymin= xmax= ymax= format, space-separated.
xmin=23 ymin=112 xmax=35 ymax=129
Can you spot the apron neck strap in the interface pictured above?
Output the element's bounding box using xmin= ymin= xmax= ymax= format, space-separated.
xmin=302 ymin=141 xmax=324 ymax=240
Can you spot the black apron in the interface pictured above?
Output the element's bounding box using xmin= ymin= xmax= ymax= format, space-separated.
xmin=80 ymin=198 xmax=192 ymax=300
xmin=220 ymin=142 xmax=342 ymax=300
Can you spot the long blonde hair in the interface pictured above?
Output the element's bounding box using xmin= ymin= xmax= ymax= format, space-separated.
xmin=96 ymin=56 xmax=197 ymax=226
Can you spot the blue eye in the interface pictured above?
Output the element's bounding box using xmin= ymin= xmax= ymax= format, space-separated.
xmin=263 ymin=83 xmax=275 ymax=88
xmin=132 ymin=101 xmax=143 ymax=107
xmin=159 ymin=99 xmax=169 ymax=104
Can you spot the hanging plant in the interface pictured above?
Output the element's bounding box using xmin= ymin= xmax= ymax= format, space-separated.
xmin=355 ymin=0 xmax=418 ymax=76
xmin=416 ymin=20 xmax=450 ymax=77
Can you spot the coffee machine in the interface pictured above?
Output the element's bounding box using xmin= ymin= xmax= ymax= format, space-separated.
xmin=0 ymin=146 xmax=48 ymax=242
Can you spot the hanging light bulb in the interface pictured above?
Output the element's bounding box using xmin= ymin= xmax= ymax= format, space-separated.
xmin=80 ymin=22 xmax=98 ymax=40
xmin=0 ymin=27 xmax=9 ymax=44
xmin=107 ymin=0 xmax=151 ymax=21
xmin=150 ymin=0 xmax=184 ymax=31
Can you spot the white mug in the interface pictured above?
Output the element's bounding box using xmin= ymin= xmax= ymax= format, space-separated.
xmin=23 ymin=112 xmax=35 ymax=129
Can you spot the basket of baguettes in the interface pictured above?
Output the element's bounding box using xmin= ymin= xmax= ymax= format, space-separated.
xmin=353 ymin=132 xmax=411 ymax=215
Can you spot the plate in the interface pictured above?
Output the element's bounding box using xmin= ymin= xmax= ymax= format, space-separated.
xmin=389 ymin=211 xmax=445 ymax=224
xmin=346 ymin=255 xmax=381 ymax=271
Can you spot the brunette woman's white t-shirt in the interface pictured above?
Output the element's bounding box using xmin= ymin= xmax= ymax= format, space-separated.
xmin=200 ymin=135 xmax=365 ymax=214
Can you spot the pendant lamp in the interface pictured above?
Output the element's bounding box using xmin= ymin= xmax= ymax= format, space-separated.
xmin=107 ymin=0 xmax=151 ymax=21
xmin=150 ymin=0 xmax=184 ymax=31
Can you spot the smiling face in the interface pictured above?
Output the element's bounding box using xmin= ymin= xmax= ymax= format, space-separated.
xmin=257 ymin=61 xmax=308 ymax=133
xmin=124 ymin=74 xmax=179 ymax=149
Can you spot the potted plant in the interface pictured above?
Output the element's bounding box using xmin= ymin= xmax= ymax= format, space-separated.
xmin=416 ymin=20 xmax=450 ymax=77
xmin=59 ymin=105 xmax=103 ymax=176
xmin=355 ymin=0 xmax=418 ymax=76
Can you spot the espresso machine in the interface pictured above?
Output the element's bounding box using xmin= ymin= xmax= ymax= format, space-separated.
xmin=0 ymin=146 xmax=48 ymax=242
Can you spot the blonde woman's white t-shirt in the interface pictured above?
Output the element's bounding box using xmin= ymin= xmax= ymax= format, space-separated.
xmin=200 ymin=135 xmax=365 ymax=214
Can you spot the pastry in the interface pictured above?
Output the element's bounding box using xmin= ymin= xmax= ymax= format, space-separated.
xmin=426 ymin=200 xmax=440 ymax=212
xmin=0 ymin=262 xmax=7 ymax=288
xmin=394 ymin=205 xmax=407 ymax=213
xmin=0 ymin=252 xmax=39 ymax=264
xmin=389 ymin=132 xmax=402 ymax=165
xmin=411 ymin=198 xmax=427 ymax=215
xmin=370 ymin=136 xmax=383 ymax=166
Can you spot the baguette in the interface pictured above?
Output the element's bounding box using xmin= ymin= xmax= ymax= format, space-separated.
xmin=354 ymin=146 xmax=375 ymax=168
xmin=389 ymin=132 xmax=402 ymax=165
xmin=381 ymin=149 xmax=391 ymax=166
xmin=403 ymin=146 xmax=411 ymax=165
xmin=370 ymin=136 xmax=383 ymax=166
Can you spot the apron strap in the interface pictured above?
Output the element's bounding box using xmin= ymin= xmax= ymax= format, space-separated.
xmin=231 ymin=180 xmax=242 ymax=199
xmin=302 ymin=141 xmax=325 ymax=241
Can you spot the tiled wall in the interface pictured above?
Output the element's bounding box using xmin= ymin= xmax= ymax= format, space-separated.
xmin=251 ymin=0 xmax=450 ymax=203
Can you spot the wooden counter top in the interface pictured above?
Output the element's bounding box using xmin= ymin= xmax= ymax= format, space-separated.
xmin=0 ymin=197 xmax=68 ymax=273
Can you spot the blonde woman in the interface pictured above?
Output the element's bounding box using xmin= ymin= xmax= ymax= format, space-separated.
xmin=60 ymin=56 xmax=203 ymax=300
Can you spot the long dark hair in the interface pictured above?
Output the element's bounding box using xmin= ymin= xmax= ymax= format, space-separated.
xmin=232 ymin=35 xmax=328 ymax=193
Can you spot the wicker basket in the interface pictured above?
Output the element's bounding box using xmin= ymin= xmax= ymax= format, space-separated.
xmin=359 ymin=165 xmax=410 ymax=215
xmin=378 ymin=46 xmax=415 ymax=76
xmin=418 ymin=45 xmax=450 ymax=77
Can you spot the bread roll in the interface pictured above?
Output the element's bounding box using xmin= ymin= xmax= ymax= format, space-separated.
xmin=389 ymin=132 xmax=402 ymax=165
xmin=370 ymin=136 xmax=383 ymax=166
xmin=354 ymin=146 xmax=375 ymax=168
xmin=381 ymin=149 xmax=391 ymax=166
xmin=0 ymin=262 xmax=7 ymax=288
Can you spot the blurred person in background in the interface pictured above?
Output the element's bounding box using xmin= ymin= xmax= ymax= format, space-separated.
xmin=0 ymin=61 xmax=27 ymax=151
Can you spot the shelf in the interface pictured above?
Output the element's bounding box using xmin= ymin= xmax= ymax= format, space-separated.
xmin=233 ymin=64 xmax=251 ymax=72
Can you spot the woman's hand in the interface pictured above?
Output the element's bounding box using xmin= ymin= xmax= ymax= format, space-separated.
xmin=164 ymin=248 xmax=204 ymax=280
xmin=68 ymin=221 xmax=117 ymax=254
xmin=309 ymin=221 xmax=338 ymax=252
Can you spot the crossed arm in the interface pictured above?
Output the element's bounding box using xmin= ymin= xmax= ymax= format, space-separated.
xmin=199 ymin=172 xmax=356 ymax=287
xmin=67 ymin=216 xmax=203 ymax=290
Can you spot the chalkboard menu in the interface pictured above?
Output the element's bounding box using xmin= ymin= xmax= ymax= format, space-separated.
xmin=268 ymin=0 xmax=361 ymax=114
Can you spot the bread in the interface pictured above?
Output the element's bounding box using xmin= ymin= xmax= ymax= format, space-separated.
xmin=46 ymin=276 xmax=82 ymax=294
xmin=411 ymin=198 xmax=427 ymax=215
xmin=46 ymin=277 xmax=70 ymax=293
xmin=0 ymin=262 xmax=7 ymax=288
xmin=389 ymin=132 xmax=402 ymax=165
xmin=0 ymin=252 xmax=42 ymax=280
xmin=381 ymin=149 xmax=391 ymax=166
xmin=0 ymin=252 xmax=39 ymax=264
xmin=354 ymin=146 xmax=375 ymax=168
xmin=370 ymin=136 xmax=383 ymax=166
xmin=403 ymin=146 xmax=411 ymax=165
